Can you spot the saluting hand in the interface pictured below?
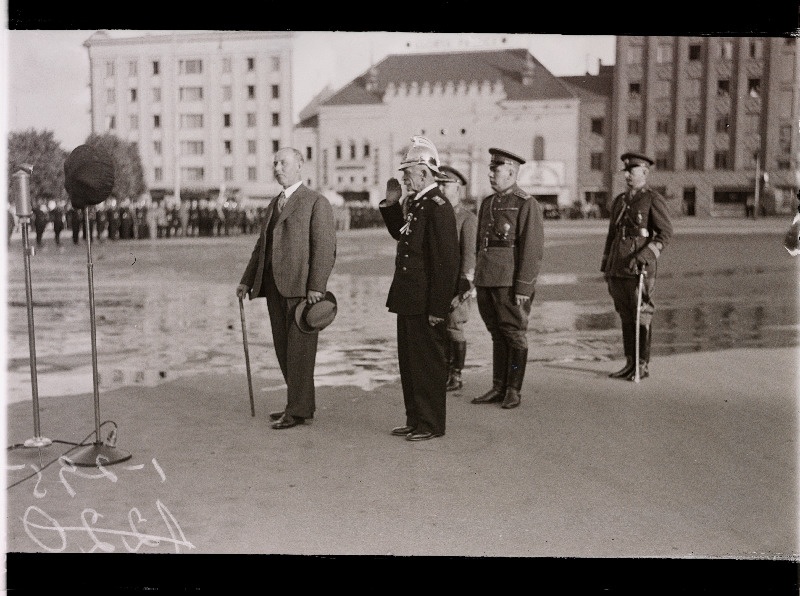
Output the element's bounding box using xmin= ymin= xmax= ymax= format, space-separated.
xmin=384 ymin=178 xmax=403 ymax=206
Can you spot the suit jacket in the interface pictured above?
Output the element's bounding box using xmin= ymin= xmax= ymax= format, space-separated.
xmin=240 ymin=184 xmax=336 ymax=299
xmin=601 ymin=186 xmax=672 ymax=279
xmin=454 ymin=203 xmax=478 ymax=295
xmin=474 ymin=184 xmax=545 ymax=296
xmin=380 ymin=186 xmax=459 ymax=318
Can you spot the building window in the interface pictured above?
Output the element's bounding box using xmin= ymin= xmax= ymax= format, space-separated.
xmin=363 ymin=143 xmax=370 ymax=158
xmin=105 ymin=61 xmax=115 ymax=77
xmin=247 ymin=57 xmax=255 ymax=71
xmin=224 ymin=140 xmax=232 ymax=154
xmin=350 ymin=143 xmax=356 ymax=159
xmin=688 ymin=44 xmax=702 ymax=60
xmin=627 ymin=118 xmax=641 ymax=135
xmin=180 ymin=141 xmax=204 ymax=155
xmin=271 ymin=113 xmax=280 ymax=127
xmin=153 ymin=115 xmax=161 ymax=128
xmin=179 ymin=87 xmax=203 ymax=101
xmin=129 ymin=115 xmax=138 ymax=129
xmin=223 ymin=113 xmax=231 ymax=127
xmin=247 ymin=140 xmax=257 ymax=154
xmin=106 ymin=115 xmax=116 ymax=130
xmin=182 ymin=167 xmax=204 ymax=181
xmin=222 ymin=57 xmax=231 ymax=73
xmin=106 ymin=89 xmax=116 ymax=104
xmin=627 ymin=46 xmax=643 ymax=64
xmin=715 ymin=115 xmax=730 ymax=133
xmin=720 ymin=40 xmax=734 ymax=60
xmin=306 ymin=146 xmax=313 ymax=160
xmin=154 ymin=140 xmax=162 ymax=155
xmin=655 ymin=152 xmax=670 ymax=170
xmin=224 ymin=166 xmax=233 ymax=181
xmin=154 ymin=167 xmax=163 ymax=182
xmin=222 ymin=85 xmax=232 ymax=101
xmin=685 ymin=150 xmax=700 ymax=170
xmin=749 ymin=39 xmax=763 ymax=59
xmin=128 ymin=61 xmax=137 ymax=76
xmin=271 ymin=56 xmax=280 ymax=71
xmin=656 ymin=44 xmax=673 ymax=64
xmin=714 ymin=151 xmax=730 ymax=170
xmin=335 ymin=144 xmax=342 ymax=160
xmin=656 ymin=119 xmax=670 ymax=134
xmin=179 ymin=59 xmax=203 ymax=75
xmin=686 ymin=116 xmax=701 ymax=135
xmin=271 ymin=85 xmax=280 ymax=99
xmin=777 ymin=159 xmax=791 ymax=170
xmin=180 ymin=114 xmax=204 ymax=128
xmin=152 ymin=87 xmax=161 ymax=102
xmin=247 ymin=85 xmax=255 ymax=99
xmin=590 ymin=152 xmax=603 ymax=171
xmin=590 ymin=117 xmax=604 ymax=135
xmin=628 ymin=82 xmax=641 ymax=99
xmin=272 ymin=140 xmax=280 ymax=153
xmin=717 ymin=79 xmax=730 ymax=96
xmin=248 ymin=166 xmax=257 ymax=181
xmin=247 ymin=113 xmax=256 ymax=127
xmin=152 ymin=61 xmax=160 ymax=76
xmin=748 ymin=78 xmax=761 ymax=98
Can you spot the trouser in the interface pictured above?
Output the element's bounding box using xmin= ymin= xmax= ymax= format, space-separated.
xmin=264 ymin=271 xmax=318 ymax=419
xmin=607 ymin=276 xmax=655 ymax=363
xmin=397 ymin=314 xmax=448 ymax=435
xmin=476 ymin=286 xmax=531 ymax=350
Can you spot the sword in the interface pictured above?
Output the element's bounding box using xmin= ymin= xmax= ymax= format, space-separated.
xmin=634 ymin=265 xmax=646 ymax=384
xmin=238 ymin=296 xmax=256 ymax=416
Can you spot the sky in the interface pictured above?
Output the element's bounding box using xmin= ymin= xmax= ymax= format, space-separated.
xmin=4 ymin=30 xmax=617 ymax=151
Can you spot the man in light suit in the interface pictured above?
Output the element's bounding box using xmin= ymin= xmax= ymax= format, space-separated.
xmin=236 ymin=147 xmax=336 ymax=430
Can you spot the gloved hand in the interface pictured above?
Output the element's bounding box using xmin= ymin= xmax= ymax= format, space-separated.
xmin=630 ymin=245 xmax=656 ymax=270
xmin=385 ymin=178 xmax=403 ymax=205
xmin=784 ymin=212 xmax=800 ymax=256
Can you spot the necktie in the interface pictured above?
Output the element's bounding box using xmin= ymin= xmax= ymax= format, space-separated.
xmin=276 ymin=191 xmax=287 ymax=213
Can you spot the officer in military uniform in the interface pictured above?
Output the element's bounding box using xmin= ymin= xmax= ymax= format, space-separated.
xmin=602 ymin=152 xmax=673 ymax=381
xmin=437 ymin=165 xmax=478 ymax=392
xmin=380 ymin=136 xmax=460 ymax=441
xmin=472 ymin=148 xmax=544 ymax=409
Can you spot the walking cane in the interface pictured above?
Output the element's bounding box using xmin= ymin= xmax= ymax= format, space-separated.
xmin=238 ymin=296 xmax=256 ymax=417
xmin=634 ymin=265 xmax=646 ymax=384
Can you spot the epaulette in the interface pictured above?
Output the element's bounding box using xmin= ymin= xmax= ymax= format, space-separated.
xmin=429 ymin=196 xmax=446 ymax=205
xmin=512 ymin=188 xmax=531 ymax=200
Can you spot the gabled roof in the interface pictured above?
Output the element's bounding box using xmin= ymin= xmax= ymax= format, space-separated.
xmin=560 ymin=64 xmax=614 ymax=99
xmin=322 ymin=48 xmax=577 ymax=107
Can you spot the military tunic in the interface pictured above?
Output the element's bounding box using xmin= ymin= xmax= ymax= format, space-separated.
xmin=601 ymin=186 xmax=673 ymax=362
xmin=380 ymin=185 xmax=459 ymax=435
xmin=474 ymin=184 xmax=545 ymax=349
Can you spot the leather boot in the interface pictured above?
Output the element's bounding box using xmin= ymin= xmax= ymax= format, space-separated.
xmin=502 ymin=348 xmax=528 ymax=409
xmin=471 ymin=341 xmax=507 ymax=404
xmin=446 ymin=341 xmax=466 ymax=391
xmin=609 ymin=356 xmax=635 ymax=378
xmin=625 ymin=360 xmax=649 ymax=381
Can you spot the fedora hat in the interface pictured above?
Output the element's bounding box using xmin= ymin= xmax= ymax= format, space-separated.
xmin=294 ymin=291 xmax=337 ymax=333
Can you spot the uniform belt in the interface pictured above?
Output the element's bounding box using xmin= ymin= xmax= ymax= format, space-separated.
xmin=618 ymin=227 xmax=650 ymax=238
xmin=484 ymin=239 xmax=515 ymax=248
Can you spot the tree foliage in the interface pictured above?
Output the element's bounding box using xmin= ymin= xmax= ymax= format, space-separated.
xmin=7 ymin=129 xmax=69 ymax=207
xmin=85 ymin=133 xmax=147 ymax=200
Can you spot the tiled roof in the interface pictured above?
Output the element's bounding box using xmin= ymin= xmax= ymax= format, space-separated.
xmin=322 ymin=48 xmax=577 ymax=107
xmin=560 ymin=66 xmax=614 ymax=99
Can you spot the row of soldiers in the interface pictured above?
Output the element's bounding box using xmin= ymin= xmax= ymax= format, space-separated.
xmin=12 ymin=199 xmax=268 ymax=247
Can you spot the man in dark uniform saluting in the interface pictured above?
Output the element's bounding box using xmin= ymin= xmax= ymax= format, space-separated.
xmin=380 ymin=136 xmax=460 ymax=441
xmin=601 ymin=152 xmax=673 ymax=381
xmin=472 ymin=148 xmax=544 ymax=410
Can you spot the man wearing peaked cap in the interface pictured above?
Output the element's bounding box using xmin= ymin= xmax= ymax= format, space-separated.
xmin=601 ymin=151 xmax=673 ymax=381
xmin=437 ymin=165 xmax=477 ymax=393
xmin=472 ymin=147 xmax=544 ymax=410
xmin=379 ymin=136 xmax=460 ymax=442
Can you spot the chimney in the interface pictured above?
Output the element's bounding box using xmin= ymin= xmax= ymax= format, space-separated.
xmin=521 ymin=54 xmax=536 ymax=86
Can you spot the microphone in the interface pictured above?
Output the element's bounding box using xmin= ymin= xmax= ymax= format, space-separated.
xmin=12 ymin=164 xmax=34 ymax=217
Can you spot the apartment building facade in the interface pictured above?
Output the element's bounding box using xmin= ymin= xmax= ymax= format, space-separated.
xmin=83 ymin=30 xmax=294 ymax=203
xmin=611 ymin=36 xmax=800 ymax=217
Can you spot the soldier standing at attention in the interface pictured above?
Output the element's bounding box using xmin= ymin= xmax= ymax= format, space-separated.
xmin=380 ymin=136 xmax=460 ymax=441
xmin=602 ymin=152 xmax=673 ymax=381
xmin=472 ymin=148 xmax=544 ymax=410
xmin=437 ymin=165 xmax=478 ymax=392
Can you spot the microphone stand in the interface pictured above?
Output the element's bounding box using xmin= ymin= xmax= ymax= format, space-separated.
xmin=68 ymin=206 xmax=131 ymax=467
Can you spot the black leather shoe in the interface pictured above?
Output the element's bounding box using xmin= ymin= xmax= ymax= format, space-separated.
xmin=270 ymin=411 xmax=313 ymax=421
xmin=405 ymin=431 xmax=444 ymax=441
xmin=271 ymin=414 xmax=305 ymax=429
xmin=501 ymin=388 xmax=521 ymax=409
xmin=391 ymin=425 xmax=415 ymax=436
xmin=471 ymin=386 xmax=505 ymax=404
xmin=609 ymin=358 xmax=635 ymax=379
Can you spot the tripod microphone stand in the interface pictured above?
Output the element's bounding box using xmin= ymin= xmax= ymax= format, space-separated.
xmin=12 ymin=166 xmax=52 ymax=450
